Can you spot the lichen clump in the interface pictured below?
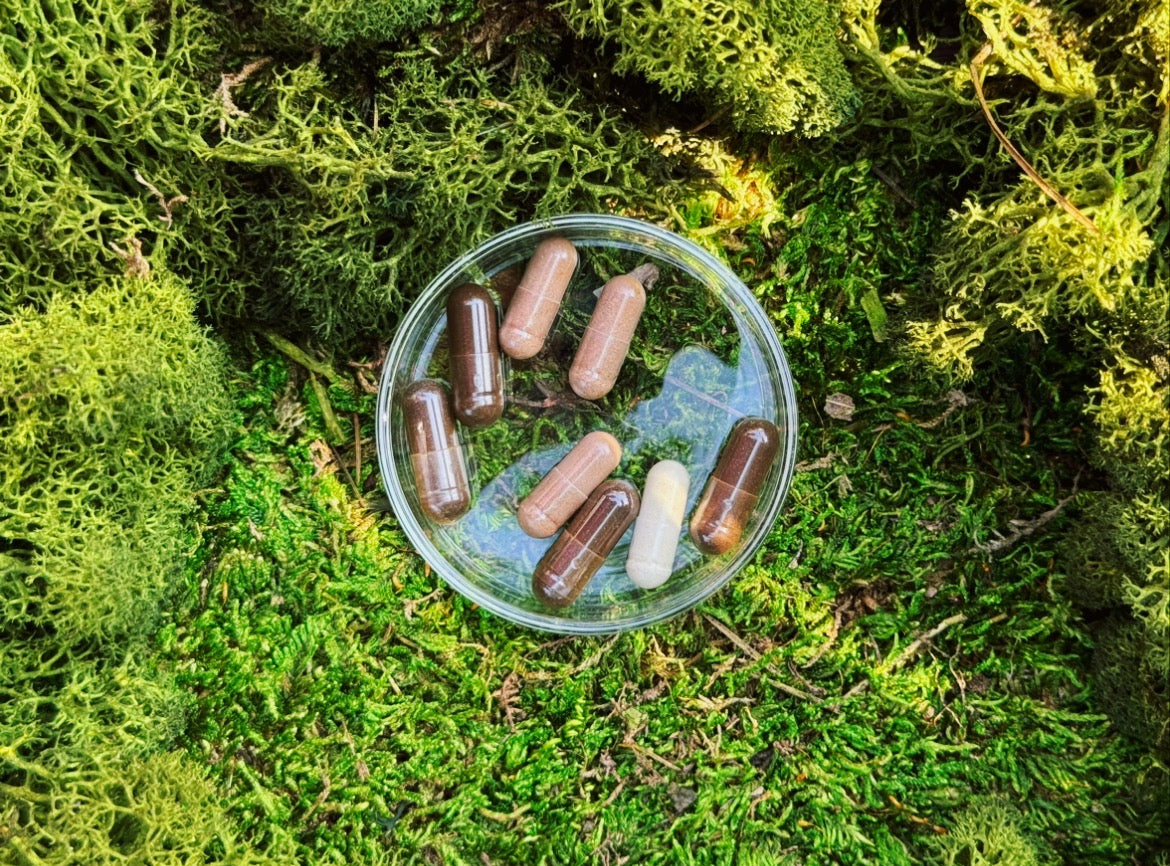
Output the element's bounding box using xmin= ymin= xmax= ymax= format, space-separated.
xmin=0 ymin=272 xmax=233 ymax=645
xmin=561 ymin=0 xmax=858 ymax=136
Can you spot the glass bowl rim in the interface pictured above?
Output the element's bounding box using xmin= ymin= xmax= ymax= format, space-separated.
xmin=375 ymin=213 xmax=799 ymax=633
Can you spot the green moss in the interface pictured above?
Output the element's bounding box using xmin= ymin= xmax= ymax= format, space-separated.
xmin=1091 ymin=616 xmax=1170 ymax=764
xmin=0 ymin=0 xmax=237 ymax=314
xmin=1089 ymin=350 xmax=1170 ymax=489
xmin=0 ymin=641 xmax=289 ymax=865
xmin=251 ymin=0 xmax=444 ymax=49
xmin=0 ymin=270 xmax=233 ymax=646
xmin=560 ymin=0 xmax=858 ymax=136
xmin=201 ymin=50 xmax=686 ymax=343
xmin=154 ymin=334 xmax=1165 ymax=863
xmin=1057 ymin=493 xmax=1133 ymax=611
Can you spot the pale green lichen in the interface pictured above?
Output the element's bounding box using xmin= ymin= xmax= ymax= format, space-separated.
xmin=0 ymin=270 xmax=232 ymax=646
xmin=560 ymin=0 xmax=857 ymax=136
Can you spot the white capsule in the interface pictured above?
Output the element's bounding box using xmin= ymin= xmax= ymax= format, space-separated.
xmin=626 ymin=460 xmax=690 ymax=589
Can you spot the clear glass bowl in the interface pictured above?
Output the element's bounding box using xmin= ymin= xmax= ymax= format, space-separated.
xmin=375 ymin=215 xmax=798 ymax=633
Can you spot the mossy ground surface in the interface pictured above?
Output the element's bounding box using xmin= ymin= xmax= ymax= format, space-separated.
xmin=3 ymin=1 xmax=1167 ymax=863
xmin=157 ymin=157 xmax=1166 ymax=864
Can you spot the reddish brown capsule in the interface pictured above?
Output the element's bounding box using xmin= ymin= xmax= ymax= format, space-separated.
xmin=447 ymin=283 xmax=504 ymax=427
xmin=689 ymin=417 xmax=780 ymax=555
xmin=499 ymin=237 xmax=578 ymax=360
xmin=401 ymin=380 xmax=471 ymax=524
xmin=533 ymin=479 xmax=640 ymax=609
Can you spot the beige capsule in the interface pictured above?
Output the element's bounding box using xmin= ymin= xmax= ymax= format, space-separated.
xmin=499 ymin=236 xmax=578 ymax=360
xmin=517 ymin=430 xmax=622 ymax=538
xmin=569 ymin=272 xmax=647 ymax=401
xmin=626 ymin=460 xmax=690 ymax=589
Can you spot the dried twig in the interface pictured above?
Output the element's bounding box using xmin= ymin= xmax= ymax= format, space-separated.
xmin=971 ymin=491 xmax=1077 ymax=554
xmin=302 ymin=772 xmax=332 ymax=822
xmin=970 ymin=43 xmax=1100 ymax=234
xmin=795 ymin=452 xmax=839 ymax=473
xmin=703 ymin=614 xmax=823 ymax=702
xmin=915 ymin=389 xmax=971 ymax=430
xmin=352 ymin=414 xmax=363 ymax=488
xmin=215 ymin=57 xmax=272 ymax=135
xmin=845 ymin=612 xmax=969 ymax=698
xmin=494 ymin=672 xmax=523 ymax=731
xmin=109 ymin=236 xmax=149 ymax=278
xmin=133 ymin=169 xmax=188 ymax=229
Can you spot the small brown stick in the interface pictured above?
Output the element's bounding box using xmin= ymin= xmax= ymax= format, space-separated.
xmin=916 ymin=390 xmax=970 ymax=430
xmin=494 ymin=671 xmax=523 ymax=731
xmin=215 ymin=57 xmax=272 ymax=135
xmin=970 ymin=43 xmax=1100 ymax=234
xmin=352 ymin=414 xmax=363 ymax=487
xmin=629 ymin=263 xmax=660 ymax=290
xmin=602 ymin=779 xmax=626 ymax=808
xmin=686 ymin=105 xmax=729 ymax=135
xmin=844 ymin=613 xmax=968 ymax=698
xmin=109 ymin=236 xmax=150 ymax=278
xmin=133 ymin=169 xmax=188 ymax=229
xmin=971 ymin=492 xmax=1077 ymax=554
xmin=870 ymin=164 xmax=916 ymax=208
xmin=302 ymin=772 xmax=332 ymax=822
xmin=703 ymin=614 xmax=823 ymax=702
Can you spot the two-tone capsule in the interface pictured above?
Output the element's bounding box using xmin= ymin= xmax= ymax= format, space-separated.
xmin=447 ymin=283 xmax=504 ymax=427
xmin=517 ymin=431 xmax=622 ymax=538
xmin=402 ymin=380 xmax=472 ymax=524
xmin=569 ymin=271 xmax=647 ymax=401
xmin=533 ymin=479 xmax=640 ymax=609
xmin=689 ymin=417 xmax=780 ymax=555
xmin=626 ymin=460 xmax=690 ymax=589
xmin=499 ymin=237 xmax=578 ymax=360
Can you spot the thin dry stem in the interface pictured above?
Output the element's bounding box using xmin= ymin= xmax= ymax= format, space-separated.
xmin=970 ymin=44 xmax=1100 ymax=234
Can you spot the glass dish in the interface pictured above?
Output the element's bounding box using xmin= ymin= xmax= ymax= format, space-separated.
xmin=375 ymin=214 xmax=798 ymax=633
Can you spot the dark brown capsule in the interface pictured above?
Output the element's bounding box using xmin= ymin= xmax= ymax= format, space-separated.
xmin=401 ymin=380 xmax=471 ymax=524
xmin=447 ymin=283 xmax=504 ymax=427
xmin=689 ymin=417 xmax=780 ymax=555
xmin=533 ymin=479 xmax=640 ymax=609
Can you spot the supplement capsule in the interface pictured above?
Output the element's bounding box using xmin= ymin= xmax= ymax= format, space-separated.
xmin=446 ymin=283 xmax=504 ymax=427
xmin=533 ymin=479 xmax=640 ymax=609
xmin=499 ymin=236 xmax=578 ymax=360
xmin=689 ymin=417 xmax=781 ymax=555
xmin=569 ymin=272 xmax=646 ymax=400
xmin=626 ymin=460 xmax=690 ymax=589
xmin=517 ymin=431 xmax=622 ymax=538
xmin=401 ymin=380 xmax=472 ymax=524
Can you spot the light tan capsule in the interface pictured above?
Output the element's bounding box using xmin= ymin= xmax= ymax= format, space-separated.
xmin=517 ymin=431 xmax=622 ymax=538
xmin=625 ymin=460 xmax=690 ymax=589
xmin=569 ymin=273 xmax=646 ymax=400
xmin=499 ymin=237 xmax=578 ymax=360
